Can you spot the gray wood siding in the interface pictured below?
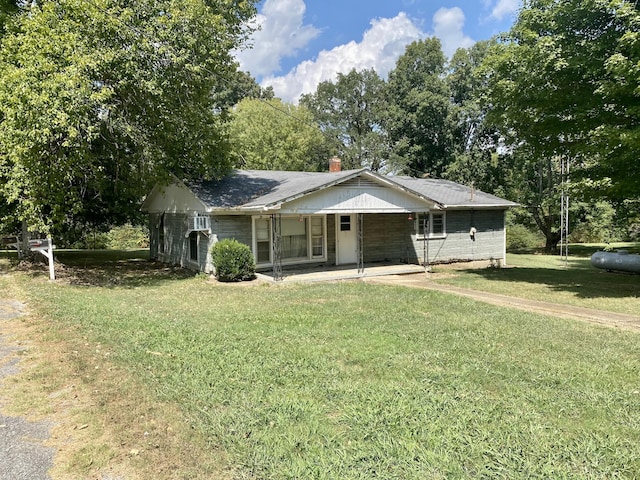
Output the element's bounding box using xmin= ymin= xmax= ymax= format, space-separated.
xmin=360 ymin=211 xmax=505 ymax=265
xmin=362 ymin=214 xmax=415 ymax=263
xmin=206 ymin=215 xmax=253 ymax=274
xmin=149 ymin=213 xmax=217 ymax=272
xmin=155 ymin=213 xmax=197 ymax=271
xmin=149 ymin=213 xmax=160 ymax=260
xmin=409 ymin=210 xmax=505 ymax=264
xmin=211 ymin=215 xmax=252 ymax=246
xmin=149 ymin=210 xmax=505 ymax=273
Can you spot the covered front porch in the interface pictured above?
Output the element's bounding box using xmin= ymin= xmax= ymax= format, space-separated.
xmin=256 ymin=260 xmax=427 ymax=284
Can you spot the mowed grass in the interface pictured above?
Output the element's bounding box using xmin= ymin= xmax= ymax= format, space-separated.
xmin=432 ymin=250 xmax=640 ymax=316
xmin=7 ymin=253 xmax=640 ymax=479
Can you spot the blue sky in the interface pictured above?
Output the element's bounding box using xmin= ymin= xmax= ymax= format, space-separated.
xmin=234 ymin=0 xmax=521 ymax=103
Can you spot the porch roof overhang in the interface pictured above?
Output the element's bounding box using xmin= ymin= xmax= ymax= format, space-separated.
xmin=230 ymin=170 xmax=443 ymax=215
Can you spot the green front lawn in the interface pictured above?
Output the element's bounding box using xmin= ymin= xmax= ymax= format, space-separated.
xmin=431 ymin=252 xmax=640 ymax=316
xmin=8 ymin=253 xmax=640 ymax=479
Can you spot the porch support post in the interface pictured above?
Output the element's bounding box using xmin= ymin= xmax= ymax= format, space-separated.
xmin=271 ymin=214 xmax=283 ymax=281
xmin=423 ymin=212 xmax=430 ymax=273
xmin=357 ymin=213 xmax=364 ymax=274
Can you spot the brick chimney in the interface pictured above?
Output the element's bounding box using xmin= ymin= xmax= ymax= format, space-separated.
xmin=329 ymin=156 xmax=341 ymax=172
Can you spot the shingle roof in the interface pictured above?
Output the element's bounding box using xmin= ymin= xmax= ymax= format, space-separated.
xmin=188 ymin=169 xmax=365 ymax=209
xmin=186 ymin=169 xmax=516 ymax=210
xmin=390 ymin=176 xmax=517 ymax=208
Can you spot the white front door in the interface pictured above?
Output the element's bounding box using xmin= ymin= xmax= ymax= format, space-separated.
xmin=336 ymin=214 xmax=357 ymax=265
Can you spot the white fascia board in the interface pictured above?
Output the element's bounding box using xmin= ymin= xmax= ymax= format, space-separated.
xmin=441 ymin=204 xmax=514 ymax=210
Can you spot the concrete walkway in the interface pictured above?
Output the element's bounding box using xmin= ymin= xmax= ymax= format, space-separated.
xmin=364 ymin=274 xmax=640 ymax=332
xmin=256 ymin=263 xmax=426 ymax=283
xmin=0 ymin=299 xmax=54 ymax=480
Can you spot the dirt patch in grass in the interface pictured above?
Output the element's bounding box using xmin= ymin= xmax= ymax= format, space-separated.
xmin=1 ymin=255 xmax=233 ymax=479
xmin=1 ymin=308 xmax=232 ymax=480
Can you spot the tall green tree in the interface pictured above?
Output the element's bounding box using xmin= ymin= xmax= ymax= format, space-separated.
xmin=228 ymin=98 xmax=330 ymax=171
xmin=503 ymin=150 xmax=567 ymax=251
xmin=300 ymin=69 xmax=390 ymax=171
xmin=443 ymin=40 xmax=505 ymax=193
xmin=385 ymin=38 xmax=456 ymax=177
xmin=485 ymin=0 xmax=640 ymax=200
xmin=0 ymin=0 xmax=256 ymax=234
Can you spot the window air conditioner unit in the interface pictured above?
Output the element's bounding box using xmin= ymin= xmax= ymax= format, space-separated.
xmin=188 ymin=215 xmax=210 ymax=232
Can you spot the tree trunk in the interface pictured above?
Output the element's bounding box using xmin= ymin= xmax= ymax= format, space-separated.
xmin=544 ymin=233 xmax=561 ymax=253
xmin=530 ymin=205 xmax=561 ymax=253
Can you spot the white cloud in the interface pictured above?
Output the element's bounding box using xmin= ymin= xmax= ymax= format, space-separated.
xmin=490 ymin=0 xmax=520 ymax=21
xmin=262 ymin=12 xmax=424 ymax=103
xmin=235 ymin=0 xmax=320 ymax=77
xmin=432 ymin=7 xmax=475 ymax=57
xmin=255 ymin=5 xmax=477 ymax=103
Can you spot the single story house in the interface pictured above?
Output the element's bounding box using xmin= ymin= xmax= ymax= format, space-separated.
xmin=141 ymin=164 xmax=517 ymax=277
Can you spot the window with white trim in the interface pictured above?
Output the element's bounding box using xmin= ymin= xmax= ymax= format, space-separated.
xmin=311 ymin=217 xmax=324 ymax=258
xmin=416 ymin=212 xmax=446 ymax=238
xmin=255 ymin=218 xmax=271 ymax=264
xmin=281 ymin=217 xmax=308 ymax=259
xmin=252 ymin=215 xmax=326 ymax=265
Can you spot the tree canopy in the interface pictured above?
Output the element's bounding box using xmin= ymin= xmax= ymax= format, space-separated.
xmin=0 ymin=0 xmax=256 ymax=234
xmin=300 ymin=69 xmax=391 ymax=171
xmin=485 ymin=0 xmax=640 ymax=201
xmin=385 ymin=38 xmax=457 ymax=178
xmin=228 ymin=98 xmax=330 ymax=171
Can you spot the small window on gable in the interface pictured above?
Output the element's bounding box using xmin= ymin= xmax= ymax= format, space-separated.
xmin=189 ymin=231 xmax=198 ymax=262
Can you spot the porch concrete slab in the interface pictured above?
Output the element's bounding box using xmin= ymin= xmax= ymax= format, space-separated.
xmin=257 ymin=264 xmax=427 ymax=283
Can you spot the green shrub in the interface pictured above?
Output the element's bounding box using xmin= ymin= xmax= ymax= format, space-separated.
xmin=106 ymin=224 xmax=149 ymax=250
xmin=507 ymin=224 xmax=541 ymax=252
xmin=211 ymin=239 xmax=256 ymax=282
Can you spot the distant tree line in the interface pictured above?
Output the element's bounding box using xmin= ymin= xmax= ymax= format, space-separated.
xmin=0 ymin=0 xmax=638 ymax=251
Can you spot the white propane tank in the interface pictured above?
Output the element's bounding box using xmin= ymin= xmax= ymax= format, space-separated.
xmin=591 ymin=250 xmax=640 ymax=274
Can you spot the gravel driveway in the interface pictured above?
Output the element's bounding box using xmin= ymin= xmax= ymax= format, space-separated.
xmin=0 ymin=299 xmax=54 ymax=480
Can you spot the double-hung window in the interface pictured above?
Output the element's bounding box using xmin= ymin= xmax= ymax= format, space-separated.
xmin=416 ymin=212 xmax=446 ymax=238
xmin=255 ymin=218 xmax=271 ymax=264
xmin=253 ymin=215 xmax=326 ymax=265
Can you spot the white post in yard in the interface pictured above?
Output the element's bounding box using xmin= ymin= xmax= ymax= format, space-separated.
xmin=28 ymin=237 xmax=55 ymax=281
xmin=47 ymin=236 xmax=55 ymax=281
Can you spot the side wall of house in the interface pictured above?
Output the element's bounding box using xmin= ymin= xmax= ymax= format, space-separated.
xmin=363 ymin=214 xmax=415 ymax=263
xmin=360 ymin=210 xmax=506 ymax=265
xmin=148 ymin=213 xmax=213 ymax=272
xmin=149 ymin=213 xmax=160 ymax=260
xmin=149 ymin=209 xmax=506 ymax=272
xmin=411 ymin=209 xmax=506 ymax=264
